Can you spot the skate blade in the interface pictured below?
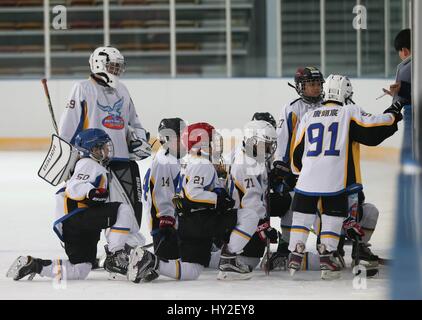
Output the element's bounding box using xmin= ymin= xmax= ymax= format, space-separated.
xmin=127 ymin=246 xmax=145 ymax=282
xmin=321 ymin=270 xmax=341 ymax=280
xmin=217 ymin=271 xmax=252 ymax=281
xmin=108 ymin=272 xmax=127 ymax=281
xmin=6 ymin=256 xmax=28 ymax=280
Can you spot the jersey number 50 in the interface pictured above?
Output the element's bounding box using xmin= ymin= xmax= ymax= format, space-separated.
xmin=306 ymin=122 xmax=340 ymax=157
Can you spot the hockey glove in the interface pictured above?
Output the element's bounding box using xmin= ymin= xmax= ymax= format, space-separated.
xmin=343 ymin=217 xmax=365 ymax=240
xmin=172 ymin=194 xmax=190 ymax=215
xmin=159 ymin=215 xmax=176 ymax=237
xmin=270 ymin=161 xmax=291 ymax=189
xmin=129 ymin=138 xmax=152 ymax=160
xmin=214 ymin=188 xmax=235 ymax=213
xmin=87 ymin=188 xmax=108 ymax=205
xmin=384 ymin=101 xmax=404 ymax=122
xmin=256 ymin=220 xmax=278 ymax=243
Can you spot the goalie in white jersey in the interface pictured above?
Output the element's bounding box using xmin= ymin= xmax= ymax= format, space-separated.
xmin=289 ymin=74 xmax=403 ymax=279
xmin=58 ymin=46 xmax=151 ymax=252
xmin=7 ymin=129 xmax=140 ymax=281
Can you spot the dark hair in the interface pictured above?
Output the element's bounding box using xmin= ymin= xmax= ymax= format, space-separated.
xmin=394 ymin=29 xmax=411 ymax=52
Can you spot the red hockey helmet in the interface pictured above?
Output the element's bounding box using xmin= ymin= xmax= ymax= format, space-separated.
xmin=181 ymin=122 xmax=215 ymax=153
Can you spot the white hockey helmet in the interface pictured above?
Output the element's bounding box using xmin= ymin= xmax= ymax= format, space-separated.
xmin=324 ymin=74 xmax=353 ymax=105
xmin=89 ymin=46 xmax=125 ymax=88
xmin=243 ymin=120 xmax=277 ymax=162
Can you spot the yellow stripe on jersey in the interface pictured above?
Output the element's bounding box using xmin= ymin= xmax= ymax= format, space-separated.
xmin=352 ymin=142 xmax=362 ymax=184
xmin=183 ymin=187 xmax=216 ymax=205
xmin=150 ymin=176 xmax=161 ymax=218
xmin=83 ymin=101 xmax=89 ymax=130
xmin=291 ymin=128 xmax=306 ymax=173
xmin=343 ymin=122 xmax=351 ymax=188
xmin=291 ymin=228 xmax=310 ymax=234
xmin=110 ymin=229 xmax=130 ymax=235
xmin=175 ymin=260 xmax=181 ymax=280
xmin=289 ymin=112 xmax=298 ymax=164
xmin=234 ymin=179 xmax=246 ymax=209
xmin=231 ymin=229 xmax=252 ymax=241
xmin=99 ymin=174 xmax=106 ymax=189
xmin=320 ymin=234 xmax=340 ymax=240
xmin=350 ymin=115 xmax=395 ymax=128
xmin=64 ymin=190 xmax=87 ymax=201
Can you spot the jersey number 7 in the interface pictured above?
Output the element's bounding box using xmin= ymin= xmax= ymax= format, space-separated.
xmin=306 ymin=122 xmax=340 ymax=157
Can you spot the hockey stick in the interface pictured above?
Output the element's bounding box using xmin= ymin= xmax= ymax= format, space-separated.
xmin=41 ymin=78 xmax=59 ymax=135
xmin=263 ymin=161 xmax=272 ymax=276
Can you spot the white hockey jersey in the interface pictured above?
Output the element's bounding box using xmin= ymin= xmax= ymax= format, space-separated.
xmin=53 ymin=157 xmax=108 ymax=241
xmin=274 ymin=98 xmax=322 ymax=164
xmin=228 ymin=148 xmax=268 ymax=220
xmin=291 ymin=103 xmax=398 ymax=195
xmin=180 ymin=154 xmax=220 ymax=210
xmin=143 ymin=147 xmax=181 ymax=232
xmin=59 ymin=77 xmax=147 ymax=160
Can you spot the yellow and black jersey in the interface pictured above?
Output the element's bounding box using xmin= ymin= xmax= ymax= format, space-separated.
xmin=53 ymin=157 xmax=108 ymax=240
xmin=228 ymin=148 xmax=268 ymax=220
xmin=180 ymin=154 xmax=219 ymax=210
xmin=291 ymin=103 xmax=398 ymax=195
xmin=274 ymin=98 xmax=322 ymax=164
xmin=143 ymin=147 xmax=181 ymax=232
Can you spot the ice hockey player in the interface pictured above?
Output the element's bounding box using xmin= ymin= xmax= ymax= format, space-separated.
xmin=269 ymin=66 xmax=325 ymax=269
xmin=127 ymin=122 xmax=259 ymax=282
xmin=7 ymin=129 xmax=140 ymax=281
xmin=58 ymin=46 xmax=151 ymax=256
xmin=326 ymin=77 xmax=382 ymax=270
xmin=229 ymin=120 xmax=279 ymax=270
xmin=143 ymin=118 xmax=186 ymax=260
xmin=289 ymin=74 xmax=403 ymax=279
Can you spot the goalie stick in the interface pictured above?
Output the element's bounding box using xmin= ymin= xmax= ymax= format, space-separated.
xmin=41 ymin=78 xmax=59 ymax=135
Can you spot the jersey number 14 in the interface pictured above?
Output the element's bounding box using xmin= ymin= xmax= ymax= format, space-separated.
xmin=306 ymin=122 xmax=340 ymax=157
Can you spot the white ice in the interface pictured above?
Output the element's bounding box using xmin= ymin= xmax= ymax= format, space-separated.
xmin=0 ymin=151 xmax=398 ymax=300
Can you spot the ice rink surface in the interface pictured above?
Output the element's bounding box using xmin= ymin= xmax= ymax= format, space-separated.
xmin=0 ymin=151 xmax=398 ymax=300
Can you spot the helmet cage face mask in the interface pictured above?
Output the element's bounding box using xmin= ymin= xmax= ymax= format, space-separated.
xmin=244 ymin=135 xmax=277 ymax=163
xmin=296 ymin=79 xmax=324 ymax=104
xmin=159 ymin=128 xmax=184 ymax=159
xmin=211 ymin=132 xmax=224 ymax=163
xmin=89 ymin=140 xmax=114 ymax=165
xmin=105 ymin=58 xmax=125 ymax=77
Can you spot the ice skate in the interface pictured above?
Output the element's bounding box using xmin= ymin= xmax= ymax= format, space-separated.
xmin=318 ymin=244 xmax=342 ymax=280
xmin=217 ymin=245 xmax=252 ymax=281
xmin=6 ymin=256 xmax=45 ymax=281
xmin=287 ymin=242 xmax=305 ymax=276
xmin=127 ymin=246 xmax=160 ymax=283
xmin=352 ymin=242 xmax=379 ymax=267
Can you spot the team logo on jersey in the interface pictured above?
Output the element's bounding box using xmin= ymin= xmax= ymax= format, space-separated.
xmin=97 ymin=97 xmax=125 ymax=130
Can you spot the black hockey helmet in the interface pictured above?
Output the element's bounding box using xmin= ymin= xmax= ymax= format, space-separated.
xmin=158 ymin=117 xmax=186 ymax=144
xmin=251 ymin=112 xmax=277 ymax=129
xmin=294 ymin=66 xmax=325 ymax=104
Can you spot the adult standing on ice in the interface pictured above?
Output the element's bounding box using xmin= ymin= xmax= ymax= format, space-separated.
xmin=58 ymin=46 xmax=151 ymax=262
